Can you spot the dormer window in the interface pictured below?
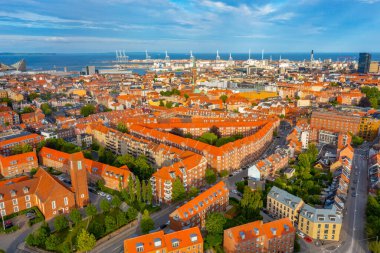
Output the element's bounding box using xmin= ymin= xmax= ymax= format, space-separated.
xmin=10 ymin=190 xmax=16 ymax=197
xmin=0 ymin=194 xmax=3 ymax=200
xmin=10 ymin=160 xmax=17 ymax=165
xmin=23 ymin=187 xmax=29 ymax=194
xmin=136 ymin=243 xmax=144 ymax=252
xmin=171 ymin=239 xmax=179 ymax=248
xmin=27 ymin=156 xmax=34 ymax=161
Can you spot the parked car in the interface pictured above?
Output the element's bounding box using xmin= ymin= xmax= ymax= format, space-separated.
xmin=4 ymin=220 xmax=13 ymax=229
xmin=296 ymin=231 xmax=306 ymax=238
xmin=304 ymin=236 xmax=313 ymax=243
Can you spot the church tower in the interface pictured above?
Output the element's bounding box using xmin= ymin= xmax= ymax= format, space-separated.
xmin=69 ymin=152 xmax=89 ymax=208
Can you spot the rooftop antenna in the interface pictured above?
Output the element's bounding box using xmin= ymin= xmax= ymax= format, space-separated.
xmin=165 ymin=50 xmax=170 ymax=61
xmin=261 ymin=49 xmax=264 ymax=60
xmin=216 ymin=50 xmax=220 ymax=61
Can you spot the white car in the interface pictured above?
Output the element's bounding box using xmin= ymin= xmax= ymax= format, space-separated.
xmin=296 ymin=231 xmax=306 ymax=238
xmin=99 ymin=192 xmax=106 ymax=197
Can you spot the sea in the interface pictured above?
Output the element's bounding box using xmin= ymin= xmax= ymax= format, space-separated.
xmin=1 ymin=52 xmax=380 ymax=73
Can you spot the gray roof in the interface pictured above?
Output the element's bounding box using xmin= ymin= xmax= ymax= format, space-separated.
xmin=300 ymin=204 xmax=342 ymax=224
xmin=268 ymin=186 xmax=303 ymax=209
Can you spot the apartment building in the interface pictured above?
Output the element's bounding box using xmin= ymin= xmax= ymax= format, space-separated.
xmin=267 ymin=186 xmax=304 ymax=226
xmin=0 ymin=111 xmax=20 ymax=127
xmin=0 ymin=151 xmax=38 ymax=177
xmin=358 ymin=116 xmax=380 ymax=141
xmin=248 ymin=151 xmax=288 ymax=180
xmin=0 ymin=153 xmax=89 ymax=220
xmin=298 ymin=205 xmax=342 ymax=241
xmin=223 ymin=218 xmax=295 ymax=253
xmin=39 ymin=147 xmax=134 ymax=190
xmin=169 ymin=181 xmax=229 ymax=230
xmin=130 ymin=120 xmax=276 ymax=172
xmin=310 ymin=111 xmax=361 ymax=142
xmin=0 ymin=132 xmax=43 ymax=156
xmin=150 ymin=153 xmax=207 ymax=204
xmin=124 ymin=227 xmax=203 ymax=253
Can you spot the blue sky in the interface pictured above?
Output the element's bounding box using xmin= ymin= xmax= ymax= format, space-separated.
xmin=0 ymin=0 xmax=379 ymax=53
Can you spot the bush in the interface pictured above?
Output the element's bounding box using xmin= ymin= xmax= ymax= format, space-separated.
xmin=45 ymin=234 xmax=61 ymax=251
xmin=54 ymin=215 xmax=68 ymax=232
xmin=219 ymin=170 xmax=229 ymax=178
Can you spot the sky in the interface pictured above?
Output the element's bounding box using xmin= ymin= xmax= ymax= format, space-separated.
xmin=0 ymin=0 xmax=379 ymax=53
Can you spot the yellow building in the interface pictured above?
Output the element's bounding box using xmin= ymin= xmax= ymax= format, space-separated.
xmin=369 ymin=62 xmax=379 ymax=73
xmin=0 ymin=90 xmax=7 ymax=99
xmin=71 ymin=89 xmax=87 ymax=97
xmin=298 ymin=204 xmax=342 ymax=241
xmin=267 ymin=186 xmax=304 ymax=226
xmin=238 ymin=91 xmax=278 ymax=100
xmin=359 ymin=117 xmax=380 ymax=141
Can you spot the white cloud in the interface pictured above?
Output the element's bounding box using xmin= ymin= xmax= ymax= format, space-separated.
xmin=234 ymin=34 xmax=272 ymax=39
xmin=357 ymin=0 xmax=380 ymax=3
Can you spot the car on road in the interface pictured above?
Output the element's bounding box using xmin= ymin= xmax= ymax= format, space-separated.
xmin=304 ymin=236 xmax=313 ymax=243
xmin=351 ymin=187 xmax=355 ymax=191
xmin=99 ymin=192 xmax=106 ymax=197
xmin=352 ymin=192 xmax=357 ymax=197
xmin=296 ymin=231 xmax=306 ymax=238
xmin=26 ymin=210 xmax=36 ymax=219
xmin=232 ymin=190 xmax=239 ymax=194
xmin=353 ymin=179 xmax=358 ymax=184
xmin=106 ymin=194 xmax=112 ymax=201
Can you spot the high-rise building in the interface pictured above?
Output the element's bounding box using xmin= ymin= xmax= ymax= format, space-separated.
xmin=358 ymin=53 xmax=371 ymax=74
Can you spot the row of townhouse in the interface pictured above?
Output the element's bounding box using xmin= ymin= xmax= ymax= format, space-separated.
xmin=39 ymin=147 xmax=134 ymax=190
xmin=223 ymin=218 xmax=295 ymax=253
xmin=267 ymin=186 xmax=342 ymax=241
xmin=0 ymin=132 xmax=43 ymax=156
xmin=0 ymin=110 xmax=20 ymax=127
xmin=129 ymin=120 xmax=277 ymax=172
xmin=148 ymin=120 xmax=267 ymax=138
xmin=0 ymin=152 xmax=89 ymax=220
xmin=0 ymin=151 xmax=38 ymax=177
xmin=169 ymin=181 xmax=229 ymax=231
xmin=124 ymin=227 xmax=203 ymax=253
xmin=369 ymin=153 xmax=380 ymax=192
xmin=150 ymin=153 xmax=207 ymax=204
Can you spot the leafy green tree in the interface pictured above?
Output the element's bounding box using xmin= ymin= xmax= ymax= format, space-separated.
xmin=11 ymin=144 xmax=33 ymax=155
xmin=189 ymin=186 xmax=200 ymax=198
xmin=80 ymin=104 xmax=96 ymax=117
xmin=159 ymin=100 xmax=165 ymax=107
xmin=27 ymin=92 xmax=39 ymax=101
xmin=117 ymin=122 xmax=129 ymax=133
xmin=111 ymin=195 xmax=122 ymax=209
xmin=88 ymin=221 xmax=105 ymax=239
xmin=369 ymin=241 xmax=380 ymax=253
xmin=219 ymin=170 xmax=229 ymax=178
xmin=127 ymin=206 xmax=138 ymax=220
xmin=76 ymin=229 xmax=96 ymax=252
xmin=141 ymin=180 xmax=147 ymax=203
xmin=20 ymin=106 xmax=34 ymax=114
xmin=41 ymin=103 xmax=52 ymax=115
xmin=240 ymin=187 xmax=263 ymax=220
xmin=45 ymin=234 xmax=61 ymax=251
xmin=205 ymin=233 xmax=223 ymax=248
xmin=133 ymin=156 xmax=153 ymax=180
xmin=209 ymin=126 xmax=222 ymax=139
xmin=146 ymin=181 xmax=153 ymax=204
xmin=128 ymin=176 xmax=135 ymax=202
xmin=85 ymin=204 xmax=97 ymax=218
xmin=100 ymin=199 xmax=111 ymax=213
xmin=69 ymin=208 xmax=82 ymax=225
xmin=169 ymin=127 xmax=184 ymax=137
xmin=205 ymin=212 xmax=227 ymax=234
xmin=172 ymin=178 xmax=186 ymax=201
xmin=54 ymin=215 xmax=69 ymax=232
xmin=220 ymin=94 xmax=228 ymax=104
xmin=105 ymin=215 xmax=117 ymax=232
xmin=136 ymin=177 xmax=142 ymax=203
xmin=140 ymin=209 xmax=155 ymax=234
xmin=358 ymin=97 xmax=372 ymax=107
xmin=184 ymin=93 xmax=189 ymax=101
xmin=25 ymin=222 xmax=50 ymax=247
xmin=116 ymin=211 xmax=128 ymax=226
xmin=205 ymin=168 xmax=217 ymax=184
xmin=116 ymin=153 xmax=135 ymax=168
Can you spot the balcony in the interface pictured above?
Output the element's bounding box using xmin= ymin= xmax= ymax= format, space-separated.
xmin=164 ymin=181 xmax=172 ymax=187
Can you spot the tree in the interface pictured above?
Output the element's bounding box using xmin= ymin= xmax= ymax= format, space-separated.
xmin=358 ymin=97 xmax=372 ymax=107
xmin=41 ymin=103 xmax=52 ymax=115
xmin=25 ymin=222 xmax=50 ymax=247
xmin=220 ymin=94 xmax=228 ymax=104
xmin=159 ymin=100 xmax=165 ymax=107
xmin=127 ymin=206 xmax=138 ymax=220
xmin=135 ymin=177 xmax=142 ymax=203
xmin=76 ymin=229 xmax=96 ymax=252
xmin=105 ymin=215 xmax=117 ymax=232
xmin=189 ymin=186 xmax=200 ymax=198
xmin=20 ymin=106 xmax=34 ymax=114
xmin=69 ymin=208 xmax=82 ymax=225
xmin=133 ymin=156 xmax=153 ymax=180
xmin=111 ymin=195 xmax=122 ymax=209
xmin=240 ymin=187 xmax=263 ymax=220
xmin=54 ymin=215 xmax=69 ymax=232
xmin=172 ymin=178 xmax=186 ymax=202
xmin=370 ymin=97 xmax=378 ymax=109
xmin=100 ymin=199 xmax=111 ymax=213
xmin=205 ymin=168 xmax=217 ymax=184
xmin=141 ymin=180 xmax=147 ymax=203
xmin=140 ymin=209 xmax=155 ymax=234
xmin=88 ymin=220 xmax=105 ymax=239
xmin=184 ymin=93 xmax=189 ymax=101
xmin=11 ymin=144 xmax=33 ymax=155
xmin=116 ymin=153 xmax=135 ymax=168
xmin=169 ymin=127 xmax=184 ymax=137
xmin=369 ymin=241 xmax=380 ymax=253
xmin=209 ymin=126 xmax=222 ymax=139
xmin=27 ymin=92 xmax=39 ymax=101
xmin=128 ymin=175 xmax=135 ymax=202
xmin=80 ymin=104 xmax=96 ymax=117
xmin=116 ymin=211 xmax=128 ymax=226
xmin=205 ymin=233 xmax=223 ymax=248
xmin=205 ymin=212 xmax=227 ymax=234
xmin=198 ymin=132 xmax=218 ymax=145
xmin=85 ymin=204 xmax=97 ymax=218
xmin=219 ymin=170 xmax=229 ymax=178
xmin=45 ymin=234 xmax=61 ymax=251
xmin=146 ymin=181 xmax=153 ymax=204
xmin=117 ymin=122 xmax=129 ymax=133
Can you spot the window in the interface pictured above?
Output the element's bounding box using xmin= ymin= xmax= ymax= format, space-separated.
xmin=136 ymin=246 xmax=144 ymax=252
xmin=25 ymin=195 xmax=30 ymax=201
xmin=81 ymin=194 xmax=85 ymax=198
xmin=0 ymin=202 xmax=4 ymax=209
xmin=64 ymin=197 xmax=68 ymax=206
xmin=52 ymin=201 xmax=56 ymax=209
xmin=0 ymin=210 xmax=5 ymax=216
xmin=14 ymin=206 xmax=19 ymax=212
xmin=12 ymin=199 xmax=18 ymax=205
xmin=26 ymin=202 xmax=31 ymax=208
